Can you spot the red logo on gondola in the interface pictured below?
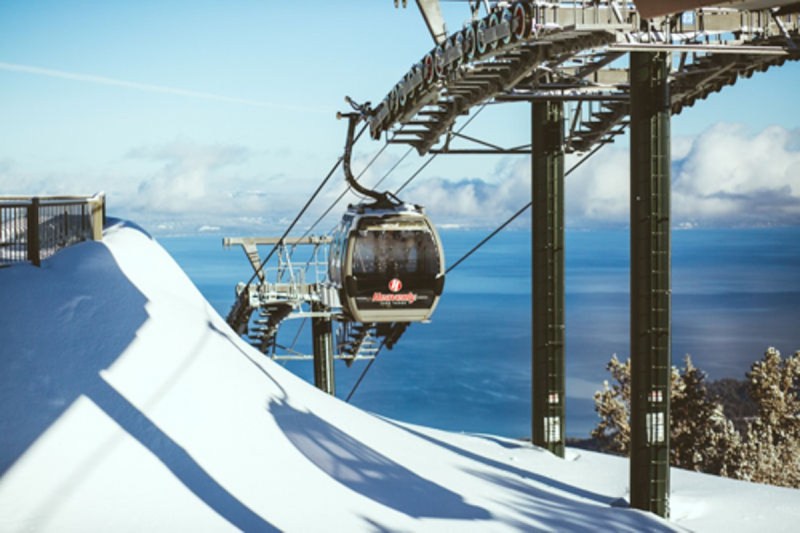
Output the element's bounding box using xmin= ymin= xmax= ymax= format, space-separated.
xmin=388 ymin=278 xmax=403 ymax=293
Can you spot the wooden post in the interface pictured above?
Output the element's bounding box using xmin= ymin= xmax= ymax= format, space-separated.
xmin=27 ymin=197 xmax=41 ymax=266
xmin=90 ymin=194 xmax=104 ymax=241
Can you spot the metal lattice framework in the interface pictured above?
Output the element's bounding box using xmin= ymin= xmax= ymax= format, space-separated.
xmin=224 ymin=5 xmax=799 ymax=383
xmin=226 ymin=1 xmax=799 ymax=401
xmin=369 ymin=1 xmax=798 ymax=156
xmin=367 ymin=0 xmax=800 ymax=519
xmin=224 ymin=237 xmax=407 ymax=373
xmin=224 ymin=2 xmax=798 ymax=516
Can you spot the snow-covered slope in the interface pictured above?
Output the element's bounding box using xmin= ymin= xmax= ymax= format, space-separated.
xmin=1 ymin=220 xmax=797 ymax=532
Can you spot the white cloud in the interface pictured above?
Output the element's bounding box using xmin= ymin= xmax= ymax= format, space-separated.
xmin=672 ymin=135 xmax=694 ymax=160
xmin=111 ymin=141 xmax=301 ymax=234
xmin=78 ymin=140 xmax=366 ymax=235
xmin=128 ymin=142 xmax=248 ymax=212
xmin=565 ymin=149 xmax=629 ymax=226
xmin=0 ymin=158 xmax=112 ymax=199
xmin=399 ymin=124 xmax=800 ymax=229
xmin=673 ymin=124 xmax=800 ymax=226
xmin=405 ymin=157 xmax=532 ymax=228
xmin=399 ymin=148 xmax=631 ymax=229
xmin=5 ymin=125 xmax=797 ymax=235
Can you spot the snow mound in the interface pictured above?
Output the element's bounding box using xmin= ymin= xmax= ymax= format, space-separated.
xmin=1 ymin=220 xmax=797 ymax=531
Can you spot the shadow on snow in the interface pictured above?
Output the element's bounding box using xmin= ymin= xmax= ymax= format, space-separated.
xmin=269 ymin=398 xmax=491 ymax=520
xmin=0 ymin=228 xmax=275 ymax=531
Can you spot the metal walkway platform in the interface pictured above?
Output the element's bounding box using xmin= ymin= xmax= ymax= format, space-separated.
xmin=370 ymin=2 xmax=799 ymax=155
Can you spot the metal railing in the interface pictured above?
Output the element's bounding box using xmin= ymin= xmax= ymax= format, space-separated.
xmin=0 ymin=193 xmax=106 ymax=267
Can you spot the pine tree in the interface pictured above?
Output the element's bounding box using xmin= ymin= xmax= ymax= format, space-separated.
xmin=747 ymin=347 xmax=800 ymax=443
xmin=728 ymin=348 xmax=800 ymax=487
xmin=591 ymin=355 xmax=630 ymax=454
xmin=706 ymin=378 xmax=757 ymax=434
xmin=592 ymin=348 xmax=800 ymax=488
xmin=670 ymin=355 xmax=740 ymax=475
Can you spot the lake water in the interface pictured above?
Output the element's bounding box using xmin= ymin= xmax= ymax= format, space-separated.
xmin=160 ymin=227 xmax=800 ymax=438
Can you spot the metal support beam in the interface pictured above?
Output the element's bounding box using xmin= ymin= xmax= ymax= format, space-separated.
xmin=415 ymin=0 xmax=447 ymax=45
xmin=629 ymin=51 xmax=672 ymax=518
xmin=312 ymin=301 xmax=336 ymax=395
xmin=531 ymin=101 xmax=566 ymax=458
xmin=611 ymin=43 xmax=790 ymax=56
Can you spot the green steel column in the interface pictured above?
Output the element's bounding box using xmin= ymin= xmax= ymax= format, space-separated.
xmin=629 ymin=51 xmax=672 ymax=518
xmin=312 ymin=301 xmax=336 ymax=395
xmin=531 ymin=101 xmax=566 ymax=458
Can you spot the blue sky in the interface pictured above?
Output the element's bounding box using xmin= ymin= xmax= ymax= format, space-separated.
xmin=1 ymin=1 xmax=799 ymax=234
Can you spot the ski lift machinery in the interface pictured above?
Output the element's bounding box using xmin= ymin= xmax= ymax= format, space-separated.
xmin=329 ymin=99 xmax=445 ymax=324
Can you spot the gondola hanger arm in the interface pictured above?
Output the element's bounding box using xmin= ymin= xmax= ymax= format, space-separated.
xmin=338 ymin=97 xmax=399 ymax=208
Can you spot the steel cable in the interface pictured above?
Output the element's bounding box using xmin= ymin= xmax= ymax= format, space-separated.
xmin=296 ymin=135 xmax=404 ymax=244
xmin=242 ymin=123 xmax=368 ymax=286
xmin=393 ymin=103 xmax=487 ymax=195
xmin=345 ymin=140 xmax=606 ymax=402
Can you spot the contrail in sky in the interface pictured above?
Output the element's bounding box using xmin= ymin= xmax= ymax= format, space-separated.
xmin=0 ymin=61 xmax=330 ymax=114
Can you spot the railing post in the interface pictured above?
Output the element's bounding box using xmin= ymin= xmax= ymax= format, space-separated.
xmin=90 ymin=194 xmax=104 ymax=241
xmin=27 ymin=197 xmax=41 ymax=267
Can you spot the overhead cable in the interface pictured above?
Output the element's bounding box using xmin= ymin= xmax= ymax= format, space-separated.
xmin=244 ymin=123 xmax=368 ymax=286
xmin=297 ymin=134 xmax=402 ymax=244
xmin=393 ymin=103 xmax=487 ymax=195
xmin=345 ymin=139 xmax=606 ymax=403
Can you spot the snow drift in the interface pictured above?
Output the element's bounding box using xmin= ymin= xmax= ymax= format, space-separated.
xmin=1 ymin=219 xmax=798 ymax=531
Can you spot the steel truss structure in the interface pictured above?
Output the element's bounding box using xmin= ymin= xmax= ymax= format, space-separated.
xmin=224 ymin=237 xmax=408 ymax=395
xmin=224 ymin=0 xmax=798 ymax=518
xmin=374 ymin=1 xmax=798 ymax=157
xmin=379 ymin=0 xmax=799 ymax=519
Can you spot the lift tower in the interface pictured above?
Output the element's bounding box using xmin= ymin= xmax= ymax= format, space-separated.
xmin=224 ymin=1 xmax=799 ymax=520
xmin=531 ymin=101 xmax=566 ymax=457
xmin=629 ymin=50 xmax=672 ymax=516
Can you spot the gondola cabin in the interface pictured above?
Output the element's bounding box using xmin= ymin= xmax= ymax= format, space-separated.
xmin=329 ymin=203 xmax=445 ymax=323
